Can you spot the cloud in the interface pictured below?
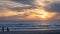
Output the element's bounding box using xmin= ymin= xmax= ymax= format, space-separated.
xmin=0 ymin=0 xmax=60 ymax=21
xmin=0 ymin=0 xmax=60 ymax=25
xmin=44 ymin=2 xmax=60 ymax=12
xmin=0 ymin=1 xmax=33 ymax=11
xmin=12 ymin=0 xmax=34 ymax=5
xmin=0 ymin=0 xmax=36 ymax=17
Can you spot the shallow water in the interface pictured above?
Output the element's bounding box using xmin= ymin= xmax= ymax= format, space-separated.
xmin=0 ymin=24 xmax=60 ymax=31
xmin=0 ymin=22 xmax=60 ymax=34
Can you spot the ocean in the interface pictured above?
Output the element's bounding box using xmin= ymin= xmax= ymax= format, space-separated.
xmin=0 ymin=21 xmax=60 ymax=34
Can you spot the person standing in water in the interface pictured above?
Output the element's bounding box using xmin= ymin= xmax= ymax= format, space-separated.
xmin=7 ymin=27 xmax=9 ymax=32
xmin=2 ymin=27 xmax=4 ymax=32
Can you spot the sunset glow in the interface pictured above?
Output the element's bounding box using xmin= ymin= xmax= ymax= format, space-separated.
xmin=34 ymin=9 xmax=56 ymax=20
xmin=28 ymin=9 xmax=56 ymax=20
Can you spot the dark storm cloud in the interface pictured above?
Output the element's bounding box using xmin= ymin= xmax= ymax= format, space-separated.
xmin=45 ymin=2 xmax=60 ymax=12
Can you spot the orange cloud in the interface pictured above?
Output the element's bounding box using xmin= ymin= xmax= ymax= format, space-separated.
xmin=0 ymin=8 xmax=57 ymax=21
xmin=20 ymin=8 xmax=57 ymax=20
xmin=0 ymin=10 xmax=25 ymax=17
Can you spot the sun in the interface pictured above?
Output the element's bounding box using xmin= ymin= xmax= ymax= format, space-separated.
xmin=38 ymin=11 xmax=47 ymax=18
xmin=36 ymin=11 xmax=48 ymax=20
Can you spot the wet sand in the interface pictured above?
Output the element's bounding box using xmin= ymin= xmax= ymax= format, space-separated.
xmin=0 ymin=30 xmax=60 ymax=34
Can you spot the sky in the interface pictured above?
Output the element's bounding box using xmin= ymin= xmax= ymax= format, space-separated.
xmin=0 ymin=0 xmax=60 ymax=25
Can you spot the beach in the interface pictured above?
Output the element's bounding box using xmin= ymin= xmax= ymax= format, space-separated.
xmin=0 ymin=30 xmax=60 ymax=34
